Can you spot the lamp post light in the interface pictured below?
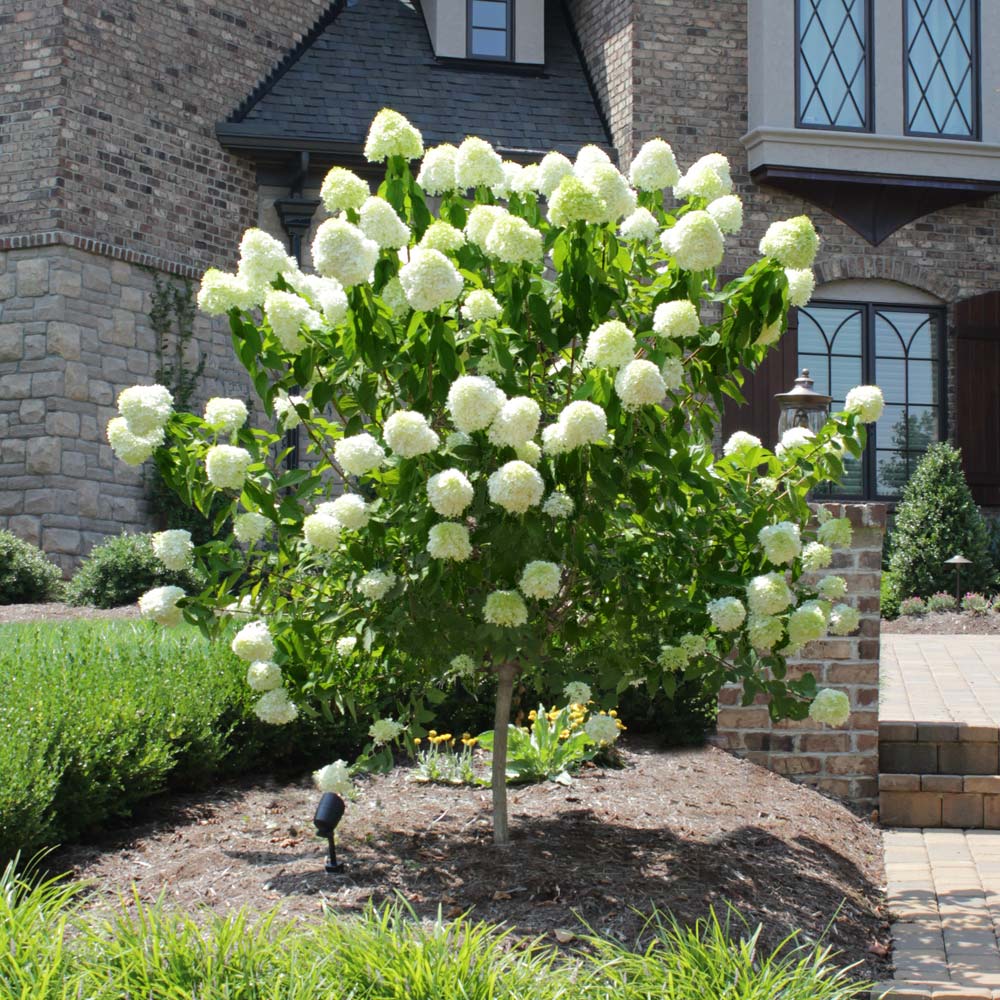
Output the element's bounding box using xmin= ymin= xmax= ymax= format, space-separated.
xmin=944 ymin=554 xmax=972 ymax=605
xmin=313 ymin=792 xmax=346 ymax=872
xmin=774 ymin=369 xmax=833 ymax=441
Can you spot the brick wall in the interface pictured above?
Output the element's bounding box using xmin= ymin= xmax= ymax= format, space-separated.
xmin=713 ymin=503 xmax=887 ymax=810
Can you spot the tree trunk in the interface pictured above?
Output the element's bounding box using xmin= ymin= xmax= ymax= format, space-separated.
xmin=491 ymin=661 xmax=518 ymax=847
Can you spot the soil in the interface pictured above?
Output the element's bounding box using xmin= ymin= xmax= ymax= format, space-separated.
xmin=882 ymin=611 xmax=1000 ymax=635
xmin=57 ymin=743 xmax=891 ymax=980
xmin=0 ymin=602 xmax=139 ymax=625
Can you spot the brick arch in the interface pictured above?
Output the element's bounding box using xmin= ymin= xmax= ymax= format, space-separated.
xmin=814 ymin=256 xmax=959 ymax=303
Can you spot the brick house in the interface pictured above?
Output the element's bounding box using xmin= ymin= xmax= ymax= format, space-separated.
xmin=3 ymin=0 xmax=1000 ymax=573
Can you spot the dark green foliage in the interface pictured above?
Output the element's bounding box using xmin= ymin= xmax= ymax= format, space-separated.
xmin=618 ymin=680 xmax=717 ymax=746
xmin=886 ymin=443 xmax=995 ymax=607
xmin=66 ymin=533 xmax=203 ymax=608
xmin=0 ymin=531 xmax=63 ymax=605
xmin=0 ymin=621 xmax=349 ymax=861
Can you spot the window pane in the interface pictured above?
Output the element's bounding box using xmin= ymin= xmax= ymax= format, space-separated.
xmin=876 ymin=451 xmax=907 ymax=497
xmin=797 ymin=0 xmax=869 ymax=129
xmin=471 ymin=0 xmax=508 ymax=29
xmin=470 ymin=28 xmax=507 ymax=58
xmin=876 ymin=309 xmax=937 ymax=359
xmin=905 ymin=0 xmax=977 ymax=137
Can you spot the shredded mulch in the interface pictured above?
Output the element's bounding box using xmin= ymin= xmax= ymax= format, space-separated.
xmin=0 ymin=602 xmax=139 ymax=625
xmin=882 ymin=611 xmax=1000 ymax=635
xmin=57 ymin=743 xmax=891 ymax=979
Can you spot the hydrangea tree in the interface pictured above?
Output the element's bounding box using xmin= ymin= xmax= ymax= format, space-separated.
xmin=110 ymin=109 xmax=883 ymax=845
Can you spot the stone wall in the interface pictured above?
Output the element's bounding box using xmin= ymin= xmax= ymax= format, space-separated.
xmin=713 ymin=503 xmax=887 ymax=810
xmin=0 ymin=244 xmax=246 ymax=572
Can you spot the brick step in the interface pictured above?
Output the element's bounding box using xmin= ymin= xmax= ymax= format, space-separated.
xmin=872 ymin=981 xmax=1000 ymax=998
xmin=879 ymin=774 xmax=1000 ymax=828
xmin=880 ymin=723 xmax=1000 ymax=776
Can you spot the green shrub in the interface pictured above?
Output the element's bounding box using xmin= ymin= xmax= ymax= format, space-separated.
xmin=66 ymin=532 xmax=203 ymax=608
xmin=926 ymin=591 xmax=958 ymax=613
xmin=0 ymin=531 xmax=62 ymax=605
xmin=880 ymin=569 xmax=900 ymax=620
xmin=886 ymin=443 xmax=994 ymax=607
xmin=0 ymin=621 xmax=351 ymax=861
xmin=899 ymin=596 xmax=926 ymax=616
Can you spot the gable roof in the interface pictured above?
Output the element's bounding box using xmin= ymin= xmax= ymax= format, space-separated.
xmin=217 ymin=0 xmax=611 ymax=160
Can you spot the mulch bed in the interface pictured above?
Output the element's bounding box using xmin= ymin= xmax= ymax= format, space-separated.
xmin=0 ymin=602 xmax=139 ymax=625
xmin=882 ymin=611 xmax=1000 ymax=635
xmin=57 ymin=743 xmax=891 ymax=980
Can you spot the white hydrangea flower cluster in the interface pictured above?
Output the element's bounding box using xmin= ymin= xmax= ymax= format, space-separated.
xmin=485 ymin=214 xmax=543 ymax=265
xmin=707 ymin=195 xmax=743 ymax=234
xmin=674 ymin=153 xmax=732 ymax=201
xmin=788 ymin=601 xmax=828 ymax=646
xmin=619 ymin=207 xmax=659 ymax=242
xmin=420 ymin=221 xmax=466 ymax=254
xmin=817 ymin=575 xmax=848 ymax=599
xmin=255 ymin=687 xmax=298 ymax=725
xmin=319 ymin=494 xmax=370 ymax=531
xmin=138 ymin=585 xmax=185 ymax=627
xmin=447 ymin=374 xmax=506 ymax=432
xmin=535 ymin=151 xmax=573 ymax=198
xmin=747 ymin=614 xmax=784 ymax=652
xmin=358 ymin=569 xmax=396 ymax=601
xmin=723 ymin=431 xmax=762 ymax=457
xmin=384 ymin=409 xmax=440 ymax=457
xmin=206 ymin=444 xmax=253 ymax=490
xmin=653 ymin=300 xmax=699 ymax=339
xmin=456 ymin=136 xmax=504 ymax=189
xmin=747 ymin=572 xmax=795 ymax=615
xmin=758 ymin=521 xmax=802 ymax=566
xmin=427 ymin=469 xmax=474 ymax=517
xmin=311 ymin=218 xmax=379 ymax=287
xmin=543 ymin=491 xmax=575 ymax=519
xmin=152 ymin=529 xmax=193 ymax=570
xmin=615 ymin=360 xmax=667 ymax=411
xmin=584 ymin=713 xmax=620 ymax=744
xmin=488 ymin=396 xmax=541 ymax=448
xmin=427 ymin=522 xmax=472 ymax=561
xmin=465 ymin=205 xmax=507 ymax=249
xmin=519 ymin=560 xmax=561 ymax=600
xmin=629 ymin=138 xmax=680 ymax=191
xmin=776 ymin=426 xmax=815 ymax=456
xmin=844 ymin=385 xmax=885 ymax=423
xmin=232 ymin=620 xmax=276 ymax=661
xmin=829 ymin=603 xmax=860 ymax=635
xmin=203 ymin=397 xmax=248 ymax=434
xmin=484 ymin=589 xmax=528 ymax=627
xmin=320 ymin=166 xmax=369 ymax=213
xmin=369 ymin=717 xmax=404 ymax=745
xmin=197 ymin=269 xmax=257 ymax=315
xmin=461 ymin=289 xmax=503 ymax=322
xmin=417 ymin=143 xmax=459 ymax=195
xmin=314 ymin=759 xmax=352 ymax=794
xmin=334 ymin=433 xmax=385 ymax=477
xmin=359 ymin=196 xmax=410 ymax=249
xmin=238 ymin=228 xmax=294 ymax=288
xmin=563 ymin=680 xmax=592 ymax=705
xmin=543 ymin=401 xmax=607 ymax=454
xmin=547 ymin=175 xmax=607 ymax=227
xmin=818 ymin=516 xmax=853 ymax=548
xmin=801 ymin=542 xmax=833 ymax=570
xmin=680 ymin=634 xmax=707 ymax=658
xmin=583 ymin=320 xmax=636 ymax=369
xmin=759 ymin=215 xmax=820 ymax=269
xmin=785 ymin=268 xmax=815 ymax=308
xmin=247 ymin=659 xmax=282 ymax=692
xmin=658 ymin=645 xmax=688 ymax=672
xmin=707 ymin=596 xmax=746 ymax=631
xmin=517 ymin=440 xmax=540 ymax=465
xmin=378 ymin=276 xmax=409 ymax=317
xmin=808 ymin=688 xmax=851 ymax=727
xmin=399 ymin=248 xmax=465 ymax=311
xmin=264 ymin=289 xmax=320 ymax=353
xmin=117 ymin=384 xmax=174 ymax=437
xmin=364 ymin=108 xmax=424 ymax=162
xmin=303 ymin=511 xmax=341 ymax=550
xmin=107 ymin=417 xmax=164 ymax=466
xmin=336 ymin=636 xmax=357 ymax=657
xmin=273 ymin=392 xmax=306 ymax=429
xmin=580 ymin=162 xmax=637 ymax=224
xmin=661 ymin=210 xmax=726 ymax=271
xmin=487 ymin=460 xmax=545 ymax=514
xmin=451 ymin=653 xmax=477 ymax=677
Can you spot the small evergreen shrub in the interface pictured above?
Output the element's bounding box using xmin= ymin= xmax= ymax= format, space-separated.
xmin=886 ymin=443 xmax=994 ymax=607
xmin=880 ymin=570 xmax=900 ymax=620
xmin=66 ymin=533 xmax=203 ymax=608
xmin=962 ymin=592 xmax=990 ymax=614
xmin=926 ymin=591 xmax=957 ymax=613
xmin=0 ymin=531 xmax=63 ymax=605
xmin=899 ymin=596 xmax=927 ymax=617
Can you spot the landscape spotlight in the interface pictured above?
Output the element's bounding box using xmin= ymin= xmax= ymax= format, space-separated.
xmin=313 ymin=792 xmax=346 ymax=872
xmin=944 ymin=553 xmax=972 ymax=604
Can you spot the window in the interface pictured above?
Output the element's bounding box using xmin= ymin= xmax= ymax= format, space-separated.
xmin=798 ymin=302 xmax=946 ymax=499
xmin=468 ymin=0 xmax=511 ymax=60
xmin=796 ymin=0 xmax=872 ymax=130
xmin=905 ymin=0 xmax=979 ymax=138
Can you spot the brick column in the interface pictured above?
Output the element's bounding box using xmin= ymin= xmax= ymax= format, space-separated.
xmin=712 ymin=502 xmax=887 ymax=811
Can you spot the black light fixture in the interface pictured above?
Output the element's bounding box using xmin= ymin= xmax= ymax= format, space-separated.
xmin=944 ymin=554 xmax=972 ymax=604
xmin=313 ymin=792 xmax=346 ymax=872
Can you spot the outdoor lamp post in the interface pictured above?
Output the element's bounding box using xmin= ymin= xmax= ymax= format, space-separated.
xmin=944 ymin=554 xmax=972 ymax=604
xmin=313 ymin=792 xmax=346 ymax=872
xmin=774 ymin=369 xmax=833 ymax=440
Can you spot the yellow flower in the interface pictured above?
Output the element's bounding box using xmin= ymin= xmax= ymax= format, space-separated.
xmin=413 ymin=737 xmax=422 ymax=745
xmin=528 ymin=710 xmax=537 ymax=721
xmin=438 ymin=733 xmax=453 ymax=742
xmin=609 ymin=710 xmax=618 ymax=718
xmin=559 ymin=729 xmax=571 ymax=740
xmin=429 ymin=730 xmax=438 ymax=737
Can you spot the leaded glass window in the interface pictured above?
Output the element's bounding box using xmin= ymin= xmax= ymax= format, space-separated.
xmin=796 ymin=0 xmax=871 ymax=131
xmin=469 ymin=0 xmax=511 ymax=60
xmin=798 ymin=303 xmax=945 ymax=499
xmin=905 ymin=0 xmax=979 ymax=139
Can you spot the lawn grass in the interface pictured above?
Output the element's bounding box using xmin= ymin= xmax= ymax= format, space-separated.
xmin=1 ymin=859 xmax=868 ymax=999
xmin=0 ymin=620 xmax=339 ymax=861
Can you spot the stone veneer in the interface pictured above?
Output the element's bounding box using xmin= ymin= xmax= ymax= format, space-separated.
xmin=712 ymin=503 xmax=887 ymax=810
